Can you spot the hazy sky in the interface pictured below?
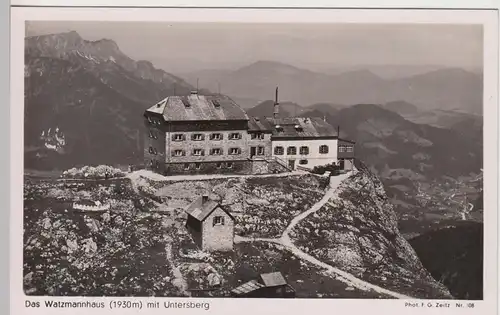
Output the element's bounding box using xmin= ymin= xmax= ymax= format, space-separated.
xmin=26 ymin=21 xmax=483 ymax=74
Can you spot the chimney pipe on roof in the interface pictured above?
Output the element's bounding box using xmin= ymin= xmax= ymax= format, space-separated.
xmin=337 ymin=126 xmax=340 ymax=137
xmin=273 ymin=86 xmax=279 ymax=120
xmin=202 ymin=194 xmax=209 ymax=204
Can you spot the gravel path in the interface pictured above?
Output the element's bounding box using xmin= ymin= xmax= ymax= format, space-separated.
xmin=235 ymin=171 xmax=412 ymax=299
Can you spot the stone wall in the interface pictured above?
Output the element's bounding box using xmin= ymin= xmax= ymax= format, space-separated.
xmin=164 ymin=160 xmax=252 ymax=176
xmin=202 ymin=207 xmax=234 ymax=252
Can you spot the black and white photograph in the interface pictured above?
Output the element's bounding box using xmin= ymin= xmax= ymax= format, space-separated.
xmin=12 ymin=6 xmax=497 ymax=308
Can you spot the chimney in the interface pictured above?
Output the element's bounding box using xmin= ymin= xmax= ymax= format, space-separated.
xmin=201 ymin=194 xmax=209 ymax=204
xmin=337 ymin=126 xmax=340 ymax=137
xmin=273 ymin=86 xmax=279 ymax=119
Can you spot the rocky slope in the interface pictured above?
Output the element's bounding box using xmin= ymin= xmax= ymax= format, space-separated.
xmin=24 ymin=169 xmax=450 ymax=298
xmin=299 ymin=104 xmax=483 ymax=237
xmin=290 ymin=168 xmax=453 ymax=298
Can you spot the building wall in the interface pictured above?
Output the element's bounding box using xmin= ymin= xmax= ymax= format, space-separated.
xmin=165 ymin=160 xmax=252 ymax=176
xmin=165 ymin=130 xmax=250 ymax=164
xmin=143 ymin=117 xmax=167 ymax=173
xmin=202 ymin=207 xmax=234 ymax=252
xmin=271 ymin=138 xmax=338 ymax=170
xmin=338 ymin=139 xmax=355 ymax=159
xmin=247 ymin=132 xmax=272 ymax=160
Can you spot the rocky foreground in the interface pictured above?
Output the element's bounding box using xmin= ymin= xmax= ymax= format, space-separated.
xmin=23 ymin=169 xmax=451 ymax=298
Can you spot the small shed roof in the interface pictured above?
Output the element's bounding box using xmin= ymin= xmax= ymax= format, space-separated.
xmin=259 ymin=272 xmax=287 ymax=287
xmin=185 ymin=196 xmax=235 ymax=222
xmin=231 ymin=280 xmax=265 ymax=295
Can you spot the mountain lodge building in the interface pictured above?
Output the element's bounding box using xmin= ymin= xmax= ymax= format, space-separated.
xmin=185 ymin=194 xmax=235 ymax=252
xmin=144 ymin=88 xmax=355 ymax=175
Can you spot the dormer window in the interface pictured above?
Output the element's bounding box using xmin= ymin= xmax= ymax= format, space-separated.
xmin=294 ymin=124 xmax=303 ymax=131
xmin=182 ymin=99 xmax=191 ymax=107
xmin=212 ymin=100 xmax=221 ymax=108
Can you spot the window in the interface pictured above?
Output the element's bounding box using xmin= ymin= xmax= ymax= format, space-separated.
xmin=339 ymin=145 xmax=346 ymax=152
xmin=216 ymin=162 xmax=223 ymax=169
xmin=192 ymin=149 xmax=204 ymax=156
xmin=229 ymin=133 xmax=241 ymax=140
xmin=149 ymin=130 xmax=158 ymax=139
xmin=226 ymin=162 xmax=233 ymax=169
xmin=184 ymin=163 xmax=190 ymax=170
xmin=213 ymin=216 xmax=225 ymax=226
xmin=346 ymin=145 xmax=354 ymax=152
xmin=251 ymin=133 xmax=265 ymax=140
xmin=195 ymin=163 xmax=201 ymax=170
xmin=257 ymin=146 xmax=265 ymax=155
xmin=191 ymin=133 xmax=204 ymax=141
xmin=287 ymin=146 xmax=297 ymax=155
xmin=210 ymin=133 xmax=223 ymax=141
xmin=300 ymin=146 xmax=309 ymax=155
xmin=148 ymin=147 xmax=158 ymax=155
xmin=319 ymin=145 xmax=329 ymax=154
xmin=173 ymin=149 xmax=185 ymax=157
xmin=299 ymin=159 xmax=308 ymax=165
xmin=229 ymin=148 xmax=241 ymax=155
xmin=172 ymin=134 xmax=185 ymax=141
xmin=211 ymin=148 xmax=222 ymax=155
xmin=274 ymin=146 xmax=284 ymax=155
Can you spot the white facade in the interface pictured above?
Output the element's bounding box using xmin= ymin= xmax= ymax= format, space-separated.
xmin=271 ymin=138 xmax=338 ymax=170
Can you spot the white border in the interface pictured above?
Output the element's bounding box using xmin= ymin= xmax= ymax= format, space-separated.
xmin=10 ymin=7 xmax=499 ymax=315
xmin=8 ymin=0 xmax=500 ymax=9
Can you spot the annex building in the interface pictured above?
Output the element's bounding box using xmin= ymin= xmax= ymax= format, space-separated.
xmin=143 ymin=89 xmax=355 ymax=175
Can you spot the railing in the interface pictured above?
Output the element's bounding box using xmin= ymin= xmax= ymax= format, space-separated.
xmin=268 ymin=156 xmax=293 ymax=171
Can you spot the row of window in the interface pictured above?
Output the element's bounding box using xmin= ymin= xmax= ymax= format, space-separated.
xmin=184 ymin=162 xmax=235 ymax=170
xmin=274 ymin=145 xmax=329 ymax=155
xmin=172 ymin=133 xmax=243 ymax=142
xmin=171 ymin=147 xmax=244 ymax=157
xmin=149 ymin=147 xmax=269 ymax=157
xmin=339 ymin=145 xmax=354 ymax=153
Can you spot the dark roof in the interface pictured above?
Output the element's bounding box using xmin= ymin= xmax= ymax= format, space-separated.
xmin=146 ymin=94 xmax=249 ymax=122
xmin=185 ymin=196 xmax=235 ymax=222
xmin=248 ymin=116 xmax=273 ymax=133
xmin=259 ymin=272 xmax=287 ymax=287
xmin=265 ymin=117 xmax=338 ymax=139
xmin=231 ymin=280 xmax=264 ymax=295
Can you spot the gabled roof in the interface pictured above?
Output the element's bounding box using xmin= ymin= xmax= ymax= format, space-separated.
xmin=259 ymin=272 xmax=287 ymax=287
xmin=185 ymin=196 xmax=235 ymax=222
xmin=145 ymin=94 xmax=249 ymax=122
xmin=265 ymin=117 xmax=338 ymax=139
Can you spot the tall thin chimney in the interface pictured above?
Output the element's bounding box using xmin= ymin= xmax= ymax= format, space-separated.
xmin=337 ymin=125 xmax=340 ymax=137
xmin=273 ymin=86 xmax=279 ymax=119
